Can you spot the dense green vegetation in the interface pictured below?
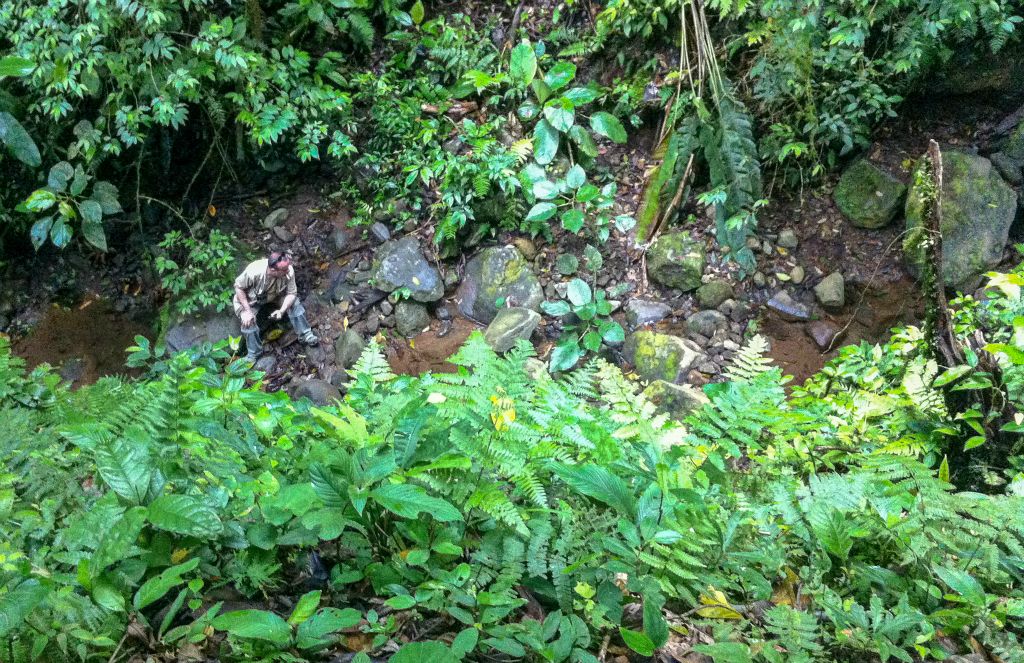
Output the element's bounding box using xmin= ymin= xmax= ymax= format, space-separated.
xmin=3 ymin=0 xmax=1024 ymax=661
xmin=3 ymin=266 xmax=1024 ymax=661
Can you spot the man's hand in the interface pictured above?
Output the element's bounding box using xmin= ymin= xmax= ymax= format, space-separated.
xmin=241 ymin=310 xmax=256 ymax=329
xmin=270 ymin=309 xmax=284 ymax=321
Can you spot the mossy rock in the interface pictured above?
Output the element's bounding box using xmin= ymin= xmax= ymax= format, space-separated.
xmin=370 ymin=237 xmax=444 ymax=302
xmin=905 ymin=151 xmax=1018 ymax=291
xmin=642 ymin=380 xmax=709 ymax=420
xmin=834 ymin=160 xmax=906 ymax=229
xmin=646 ymin=231 xmax=705 ymax=292
xmin=623 ymin=331 xmax=703 ymax=383
xmin=456 ymin=245 xmax=543 ymax=323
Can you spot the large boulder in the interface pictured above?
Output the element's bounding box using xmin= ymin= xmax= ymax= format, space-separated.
xmin=484 ymin=307 xmax=541 ymax=353
xmin=905 ymin=151 xmax=1018 ymax=290
xmin=292 ymin=378 xmax=341 ymax=406
xmin=642 ymin=380 xmax=709 ymax=420
xmin=456 ymin=246 xmax=543 ymax=323
xmin=370 ymin=237 xmax=444 ymax=302
xmin=834 ymin=160 xmax=906 ymax=229
xmin=646 ymin=231 xmax=705 ymax=292
xmin=622 ymin=331 xmax=703 ymax=383
xmin=165 ymin=308 xmax=240 ymax=353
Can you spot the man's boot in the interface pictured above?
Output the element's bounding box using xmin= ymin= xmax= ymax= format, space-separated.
xmin=242 ymin=327 xmax=262 ymax=363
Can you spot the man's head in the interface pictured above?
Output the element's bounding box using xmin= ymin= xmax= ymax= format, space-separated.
xmin=267 ymin=251 xmax=292 ymax=279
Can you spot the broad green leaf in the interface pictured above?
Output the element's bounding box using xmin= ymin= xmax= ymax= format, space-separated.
xmin=544 ymin=62 xmax=576 ymax=90
xmin=532 ymin=180 xmax=559 ymax=200
xmin=552 ymin=463 xmax=636 ymax=516
xmin=590 ymin=111 xmax=627 ymax=143
xmin=561 ymin=208 xmax=585 ymax=233
xmin=410 ymin=0 xmax=424 ymax=25
xmin=370 ymin=483 xmax=463 ymax=522
xmin=615 ymin=214 xmax=636 ymax=232
xmin=392 ymin=641 xmax=460 ymax=663
xmin=213 ymin=609 xmax=291 ymax=645
xmin=25 ymin=189 xmax=56 ymax=212
xmin=80 ymin=199 xmax=107 ymax=251
xmin=565 ymin=164 xmax=586 ymax=189
xmin=569 ymin=124 xmax=598 ymax=157
xmin=30 ymin=215 xmax=54 ymax=250
xmin=533 ymin=119 xmax=559 ymax=165
xmin=296 ymin=607 xmax=362 ymax=650
xmin=50 ymin=218 xmax=72 ymax=248
xmin=147 ymin=494 xmax=223 ymax=537
xmin=0 ymin=111 xmax=41 ymax=166
xmin=619 ymin=628 xmax=654 ymax=656
xmin=938 ymin=455 xmax=950 ymax=483
xmin=92 ymin=578 xmax=126 ymax=612
xmin=543 ymin=98 xmax=575 ymax=132
xmin=133 ymin=558 xmax=200 ymax=610
xmin=91 ymin=181 xmax=122 ymax=214
xmin=0 ymin=579 xmax=49 ymax=638
xmin=526 ymin=201 xmax=557 ymax=222
xmin=0 ymin=56 xmax=35 ymax=77
xmin=582 ymin=331 xmax=602 ymax=352
xmin=92 ymin=507 xmax=147 ymax=574
xmin=933 ymin=366 xmax=973 ymax=387
xmin=95 ymin=440 xmax=152 ymax=504
xmin=566 ymin=278 xmax=592 ymax=306
xmin=933 ymin=565 xmax=986 ymax=606
xmin=289 ymin=591 xmax=321 ymax=625
xmin=549 ymin=341 xmax=584 ymax=373
xmin=385 ymin=595 xmax=416 ymax=609
xmin=564 ymin=86 xmax=599 ymax=105
xmin=643 ymin=593 xmax=669 ymax=648
xmin=509 ymin=41 xmax=537 ymax=86
xmin=576 ymin=183 xmax=600 ymax=202
xmin=541 ymin=300 xmax=572 ymax=316
xmin=482 ymin=637 xmax=526 ymax=657
xmin=451 ymin=627 xmax=479 ymax=657
xmin=600 ymin=321 xmax=625 ymax=344
xmin=48 ymin=161 xmax=74 ymax=192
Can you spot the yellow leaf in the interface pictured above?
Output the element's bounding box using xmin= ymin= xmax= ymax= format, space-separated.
xmin=412 ymin=276 xmax=421 ymax=286
xmin=266 ymin=328 xmax=284 ymax=342
xmin=171 ymin=548 xmax=190 ymax=564
xmin=698 ymin=588 xmax=743 ymax=619
xmin=771 ymin=568 xmax=799 ymax=606
xmin=207 ymin=204 xmax=217 ymax=217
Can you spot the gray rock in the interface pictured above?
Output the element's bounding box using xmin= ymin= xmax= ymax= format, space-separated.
xmin=329 ymin=227 xmax=352 ymax=256
xmin=777 ymin=229 xmax=799 ymax=249
xmin=262 ymin=208 xmax=289 ymax=229
xmin=524 ymin=358 xmax=549 ymax=382
xmin=814 ymin=272 xmax=845 ymax=309
xmin=991 ymin=151 xmax=1023 ymax=185
xmin=273 ymin=226 xmax=294 ymax=242
xmin=334 ymin=329 xmax=366 ymax=369
xmin=790 ymin=265 xmax=805 ymax=284
xmin=642 ymin=380 xmax=709 ymax=420
xmin=686 ymin=310 xmax=728 ymax=337
xmin=435 ymin=305 xmax=452 ymax=321
xmin=766 ymin=290 xmax=811 ymax=321
xmin=834 ymin=160 xmax=906 ymax=229
xmin=806 ymin=320 xmax=844 ymax=350
xmin=370 ymin=222 xmax=391 ymax=243
xmin=696 ymin=279 xmax=735 ymax=309
xmin=646 ymin=231 xmax=706 ymax=292
xmin=622 ymin=331 xmax=703 ymax=382
xmin=484 ymin=307 xmax=541 ymax=353
xmin=379 ymin=300 xmax=394 ymax=316
xmin=395 ymin=300 xmax=430 ymax=337
xmin=254 ymin=355 xmax=277 ymax=373
xmin=753 ymin=271 xmax=766 ymax=287
xmin=457 ymin=245 xmax=543 ymax=323
xmin=165 ymin=308 xmax=240 ymax=353
xmin=625 ymin=299 xmax=672 ymax=329
xmin=364 ymin=315 xmax=380 ymax=334
xmin=905 ymin=151 xmax=1018 ymax=290
xmin=370 ymin=237 xmax=444 ymax=302
xmin=293 ymin=378 xmax=341 ymax=406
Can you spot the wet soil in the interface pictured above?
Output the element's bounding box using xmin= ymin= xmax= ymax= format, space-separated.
xmin=11 ymin=297 xmax=152 ymax=386
xmin=762 ymin=278 xmax=924 ymax=384
xmin=385 ymin=316 xmax=481 ymax=375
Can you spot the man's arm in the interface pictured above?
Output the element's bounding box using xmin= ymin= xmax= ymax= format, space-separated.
xmin=273 ymin=293 xmax=296 ymax=317
xmin=235 ymin=286 xmax=257 ymax=328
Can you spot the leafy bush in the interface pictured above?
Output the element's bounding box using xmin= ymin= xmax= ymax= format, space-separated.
xmin=3 ymin=267 xmax=1024 ymax=661
xmin=155 ymin=228 xmax=244 ymax=316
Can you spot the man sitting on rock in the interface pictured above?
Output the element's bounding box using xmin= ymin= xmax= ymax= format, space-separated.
xmin=234 ymin=251 xmax=318 ymax=363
